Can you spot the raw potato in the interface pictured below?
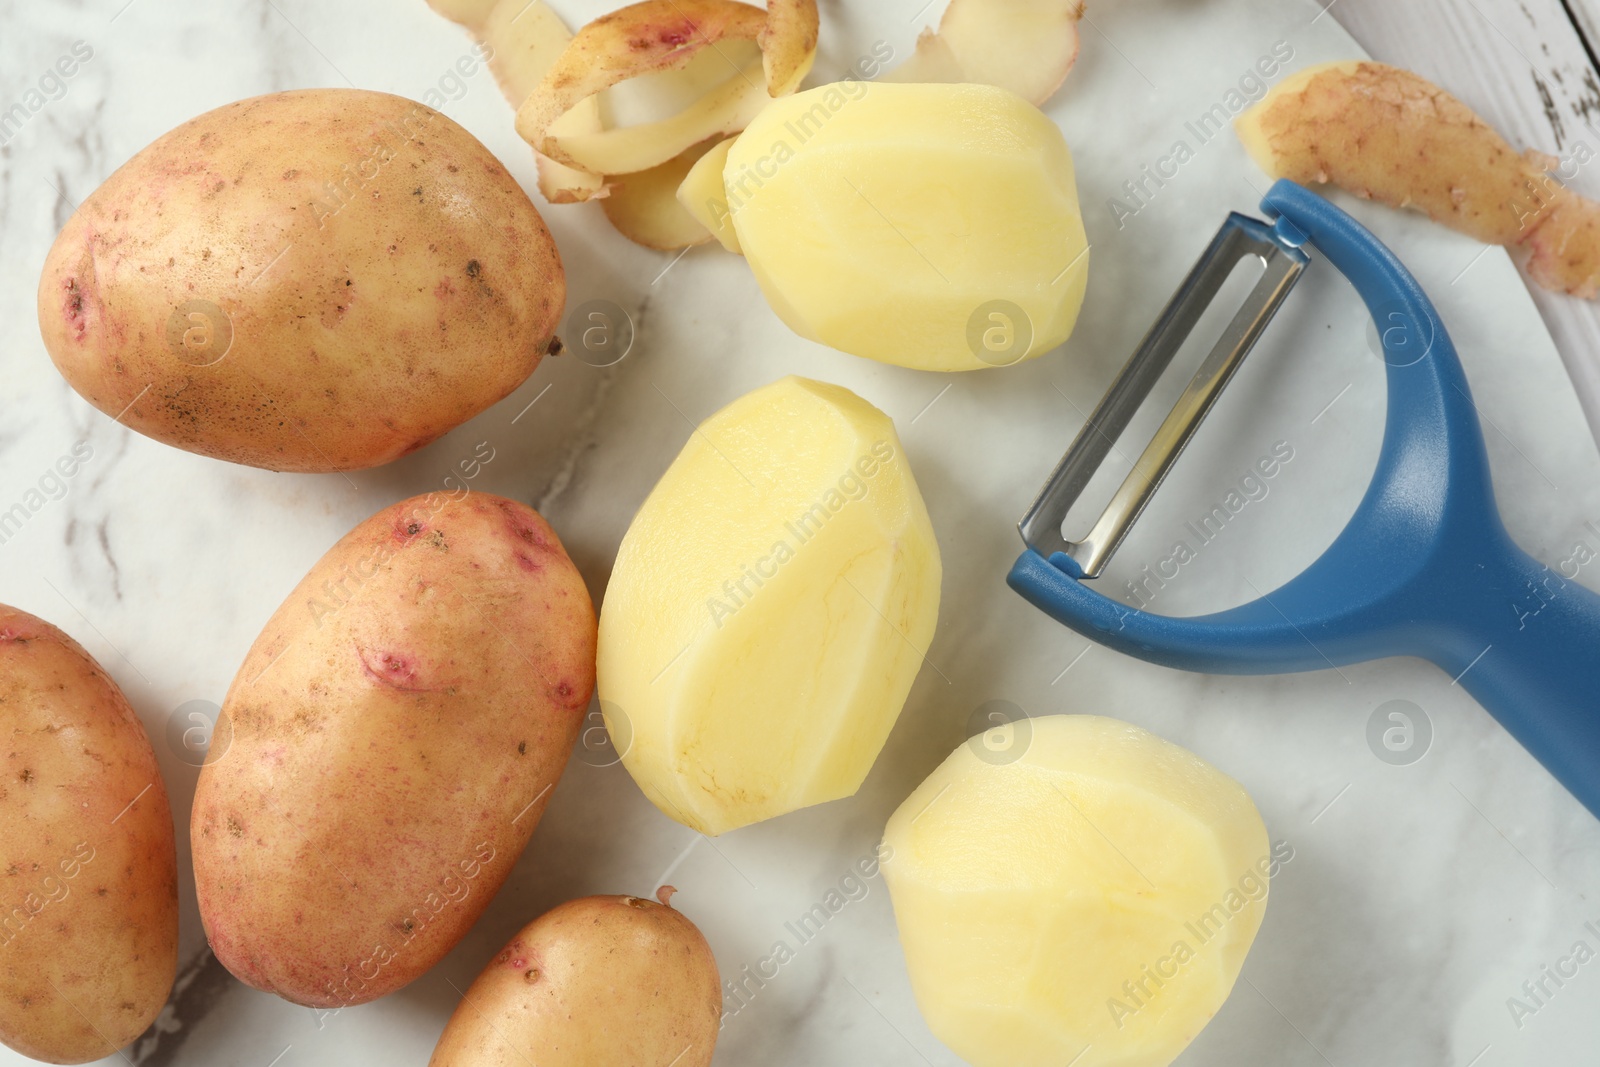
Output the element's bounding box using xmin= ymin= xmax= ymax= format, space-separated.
xmin=0 ymin=605 xmax=178 ymax=1065
xmin=192 ymin=493 xmax=596 ymax=1007
xmin=602 ymin=140 xmax=719 ymax=250
xmin=1236 ymin=60 xmax=1600 ymax=297
xmin=428 ymin=890 xmax=720 ymax=1066
xmin=598 ymin=377 xmax=941 ymax=835
xmin=725 ymin=82 xmax=1090 ymax=371
xmin=884 ymin=0 xmax=1084 ymax=106
xmin=883 ymin=715 xmax=1278 ymax=1067
xmin=37 ymin=89 xmax=564 ymax=472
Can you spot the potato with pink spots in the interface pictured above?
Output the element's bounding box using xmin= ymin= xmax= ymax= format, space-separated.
xmin=36 ymin=88 xmax=564 ymax=472
xmin=191 ymin=492 xmax=596 ymax=1007
xmin=428 ymin=889 xmax=721 ymax=1067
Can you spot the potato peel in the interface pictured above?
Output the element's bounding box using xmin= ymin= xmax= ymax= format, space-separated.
xmin=602 ymin=139 xmax=719 ymax=250
xmin=884 ymin=0 xmax=1084 ymax=106
xmin=760 ymin=0 xmax=820 ymax=96
xmin=485 ymin=0 xmax=609 ymax=202
xmin=517 ymin=0 xmax=818 ymax=181
xmin=515 ymin=0 xmax=769 ymax=168
xmin=431 ymin=0 xmax=817 ymax=235
xmin=425 ymin=0 xmax=498 ymax=33
xmin=539 ymin=108 xmax=609 ymax=203
xmin=425 ymin=0 xmax=608 ymax=203
xmin=1237 ymin=61 xmax=1600 ymax=299
xmin=556 ymin=56 xmax=769 ymax=175
xmin=676 ymin=135 xmax=743 ymax=253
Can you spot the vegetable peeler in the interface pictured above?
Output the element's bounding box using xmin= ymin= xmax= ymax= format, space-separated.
xmin=1009 ymin=179 xmax=1600 ymax=821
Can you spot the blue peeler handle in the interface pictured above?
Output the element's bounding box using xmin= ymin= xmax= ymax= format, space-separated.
xmin=1010 ymin=179 xmax=1600 ymax=820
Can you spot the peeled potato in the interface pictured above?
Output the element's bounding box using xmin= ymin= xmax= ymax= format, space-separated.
xmin=678 ymin=136 xmax=743 ymax=252
xmin=883 ymin=715 xmax=1279 ymax=1067
xmin=598 ymin=376 xmax=941 ymax=835
xmin=428 ymin=891 xmax=720 ymax=1067
xmin=724 ymin=82 xmax=1089 ymax=370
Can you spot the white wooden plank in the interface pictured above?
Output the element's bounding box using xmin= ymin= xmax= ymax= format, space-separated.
xmin=1335 ymin=0 xmax=1600 ymax=437
xmin=1563 ymin=0 xmax=1600 ymax=62
xmin=1335 ymin=0 xmax=1600 ymax=178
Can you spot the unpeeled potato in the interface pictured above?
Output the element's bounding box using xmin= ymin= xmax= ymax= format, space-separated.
xmin=191 ymin=492 xmax=596 ymax=1007
xmin=38 ymin=89 xmax=564 ymax=472
xmin=0 ymin=605 xmax=178 ymax=1065
xmin=429 ymin=890 xmax=721 ymax=1066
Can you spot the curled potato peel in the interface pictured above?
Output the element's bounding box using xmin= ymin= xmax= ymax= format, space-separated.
xmin=428 ymin=0 xmax=817 ymax=237
xmin=427 ymin=0 xmax=607 ymax=203
xmin=547 ymin=54 xmax=771 ymax=176
xmin=514 ymin=0 xmax=817 ymax=177
xmin=513 ymin=0 xmax=767 ymax=173
xmin=424 ymin=0 xmax=497 ymax=31
xmin=484 ymin=0 xmax=609 ymax=202
xmin=759 ymin=0 xmax=820 ymax=96
xmin=884 ymin=0 xmax=1084 ymax=106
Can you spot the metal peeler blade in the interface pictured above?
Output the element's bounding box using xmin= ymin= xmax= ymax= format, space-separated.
xmin=1019 ymin=213 xmax=1310 ymax=578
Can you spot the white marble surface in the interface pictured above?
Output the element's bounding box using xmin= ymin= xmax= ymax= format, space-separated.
xmin=4 ymin=0 xmax=1600 ymax=1064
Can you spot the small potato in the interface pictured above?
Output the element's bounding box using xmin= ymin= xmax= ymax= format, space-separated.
xmin=37 ymin=89 xmax=564 ymax=472
xmin=191 ymin=492 xmax=596 ymax=1007
xmin=0 ymin=605 xmax=178 ymax=1065
xmin=429 ymin=890 xmax=720 ymax=1067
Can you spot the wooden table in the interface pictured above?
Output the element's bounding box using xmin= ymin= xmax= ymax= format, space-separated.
xmin=1335 ymin=0 xmax=1600 ymax=439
